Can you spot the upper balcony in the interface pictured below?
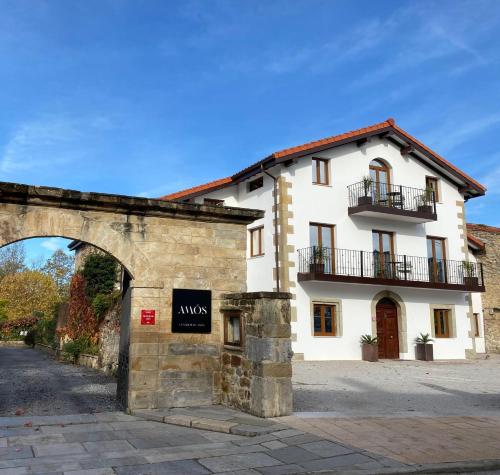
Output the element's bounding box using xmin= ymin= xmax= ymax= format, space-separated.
xmin=347 ymin=181 xmax=437 ymax=223
xmin=297 ymin=246 xmax=485 ymax=292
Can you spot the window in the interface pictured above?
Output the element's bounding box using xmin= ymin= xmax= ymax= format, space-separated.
xmin=313 ymin=303 xmax=336 ymax=336
xmin=427 ymin=236 xmax=447 ymax=283
xmin=309 ymin=223 xmax=334 ymax=249
xmin=224 ymin=313 xmax=243 ymax=347
xmin=369 ymin=159 xmax=391 ymax=203
xmin=204 ymin=198 xmax=224 ymax=207
xmin=425 ymin=176 xmax=439 ymax=202
xmin=474 ymin=313 xmax=481 ymax=337
xmin=250 ymin=226 xmax=264 ymax=257
xmin=312 ymin=158 xmax=329 ymax=185
xmin=248 ymin=176 xmax=263 ymax=192
xmin=372 ymin=230 xmax=395 ymax=278
xmin=434 ymin=309 xmax=451 ymax=338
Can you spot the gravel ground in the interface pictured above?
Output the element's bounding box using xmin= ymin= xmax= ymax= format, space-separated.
xmin=0 ymin=345 xmax=119 ymax=416
xmin=293 ymin=357 xmax=500 ymax=417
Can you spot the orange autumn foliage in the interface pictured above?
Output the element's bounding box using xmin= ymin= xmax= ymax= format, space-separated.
xmin=65 ymin=274 xmax=98 ymax=343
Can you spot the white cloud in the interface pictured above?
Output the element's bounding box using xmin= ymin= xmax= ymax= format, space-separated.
xmin=40 ymin=238 xmax=64 ymax=252
xmin=421 ymin=113 xmax=500 ymax=154
xmin=0 ymin=114 xmax=115 ymax=176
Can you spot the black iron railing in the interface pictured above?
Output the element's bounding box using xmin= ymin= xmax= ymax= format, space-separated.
xmin=347 ymin=181 xmax=437 ymax=214
xmin=298 ymin=246 xmax=484 ymax=288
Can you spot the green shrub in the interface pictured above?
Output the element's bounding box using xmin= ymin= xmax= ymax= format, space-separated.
xmin=63 ymin=338 xmax=98 ymax=362
xmin=35 ymin=316 xmax=57 ymax=347
xmin=91 ymin=291 xmax=120 ymax=320
xmin=82 ymin=254 xmax=117 ymax=300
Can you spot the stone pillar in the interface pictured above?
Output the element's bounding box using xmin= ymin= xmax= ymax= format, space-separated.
xmin=220 ymin=292 xmax=293 ymax=418
xmin=127 ymin=281 xmax=164 ymax=410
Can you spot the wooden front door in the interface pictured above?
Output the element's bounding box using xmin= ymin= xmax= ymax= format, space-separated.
xmin=376 ymin=298 xmax=399 ymax=359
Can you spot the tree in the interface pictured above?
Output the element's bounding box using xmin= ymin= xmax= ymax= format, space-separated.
xmin=0 ymin=242 xmax=27 ymax=280
xmin=42 ymin=249 xmax=75 ymax=298
xmin=0 ymin=271 xmax=60 ymax=321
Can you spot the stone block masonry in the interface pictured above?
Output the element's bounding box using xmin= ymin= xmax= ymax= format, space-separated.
xmin=0 ymin=182 xmax=293 ymax=416
xmin=468 ymin=224 xmax=500 ymax=353
xmin=220 ymin=292 xmax=293 ymax=417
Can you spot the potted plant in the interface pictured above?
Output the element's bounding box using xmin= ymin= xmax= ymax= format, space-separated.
xmin=417 ymin=187 xmax=434 ymax=213
xmin=309 ymin=246 xmax=326 ymax=274
xmin=415 ymin=333 xmax=434 ymax=361
xmin=357 ymin=176 xmax=373 ymax=206
xmin=462 ymin=261 xmax=478 ymax=287
xmin=360 ymin=334 xmax=378 ymax=362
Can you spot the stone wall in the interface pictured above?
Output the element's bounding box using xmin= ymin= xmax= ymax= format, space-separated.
xmin=220 ymin=292 xmax=293 ymax=417
xmin=0 ymin=182 xmax=294 ymax=415
xmin=468 ymin=224 xmax=500 ymax=353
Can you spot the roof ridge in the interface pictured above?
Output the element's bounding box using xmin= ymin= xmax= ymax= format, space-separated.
xmin=271 ymin=118 xmax=394 ymax=159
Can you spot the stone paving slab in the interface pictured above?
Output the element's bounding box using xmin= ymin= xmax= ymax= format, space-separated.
xmin=132 ymin=406 xmax=287 ymax=437
xmin=4 ymin=410 xmax=500 ymax=474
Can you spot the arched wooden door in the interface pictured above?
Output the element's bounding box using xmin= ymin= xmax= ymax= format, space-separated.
xmin=376 ymin=298 xmax=399 ymax=359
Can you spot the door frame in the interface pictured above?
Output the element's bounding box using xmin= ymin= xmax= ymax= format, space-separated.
xmin=370 ymin=290 xmax=408 ymax=355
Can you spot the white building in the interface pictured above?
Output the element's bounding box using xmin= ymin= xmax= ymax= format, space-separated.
xmin=164 ymin=119 xmax=487 ymax=360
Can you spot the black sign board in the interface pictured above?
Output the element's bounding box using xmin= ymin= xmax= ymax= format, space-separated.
xmin=172 ymin=289 xmax=212 ymax=333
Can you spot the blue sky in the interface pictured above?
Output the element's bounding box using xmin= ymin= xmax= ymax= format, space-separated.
xmin=1 ymin=0 xmax=499 ymax=260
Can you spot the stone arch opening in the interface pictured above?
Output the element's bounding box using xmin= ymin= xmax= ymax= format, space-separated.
xmin=0 ymin=235 xmax=133 ymax=410
xmin=371 ymin=290 xmax=408 ymax=355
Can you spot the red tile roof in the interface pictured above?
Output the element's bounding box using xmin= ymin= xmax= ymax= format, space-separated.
xmin=161 ymin=118 xmax=486 ymax=201
xmin=161 ymin=176 xmax=232 ymax=201
xmin=467 ymin=232 xmax=485 ymax=250
xmin=467 ymin=223 xmax=500 ymax=234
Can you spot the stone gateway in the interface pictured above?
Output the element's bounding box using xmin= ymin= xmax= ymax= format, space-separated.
xmin=0 ymin=182 xmax=293 ymax=417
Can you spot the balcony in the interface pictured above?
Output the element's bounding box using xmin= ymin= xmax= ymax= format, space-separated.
xmin=347 ymin=181 xmax=437 ymax=223
xmin=298 ymin=246 xmax=485 ymax=291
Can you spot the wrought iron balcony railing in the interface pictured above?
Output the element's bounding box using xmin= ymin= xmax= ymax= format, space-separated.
xmin=347 ymin=181 xmax=437 ymax=215
xmin=298 ymin=246 xmax=484 ymax=290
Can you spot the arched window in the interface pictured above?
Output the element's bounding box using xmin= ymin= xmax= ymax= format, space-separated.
xmin=369 ymin=159 xmax=391 ymax=203
xmin=369 ymin=159 xmax=390 ymax=185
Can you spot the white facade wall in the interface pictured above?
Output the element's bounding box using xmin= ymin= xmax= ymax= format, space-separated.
xmin=193 ymin=136 xmax=479 ymax=360
xmin=469 ymin=252 xmax=486 ymax=353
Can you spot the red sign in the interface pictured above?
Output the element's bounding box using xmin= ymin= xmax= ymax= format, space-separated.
xmin=141 ymin=309 xmax=156 ymax=325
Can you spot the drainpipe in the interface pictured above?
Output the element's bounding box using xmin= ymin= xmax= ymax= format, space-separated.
xmin=261 ymin=165 xmax=280 ymax=293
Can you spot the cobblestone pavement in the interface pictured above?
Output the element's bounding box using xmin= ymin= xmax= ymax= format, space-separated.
xmin=283 ymin=359 xmax=500 ymax=465
xmin=0 ymin=411 xmax=407 ymax=474
xmin=0 ymin=346 xmax=119 ymax=416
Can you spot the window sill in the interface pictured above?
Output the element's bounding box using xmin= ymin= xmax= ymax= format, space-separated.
xmin=313 ymin=334 xmax=340 ymax=338
xmin=224 ymin=344 xmax=243 ymax=352
xmin=312 ymin=183 xmax=332 ymax=187
xmin=248 ymin=254 xmax=265 ymax=259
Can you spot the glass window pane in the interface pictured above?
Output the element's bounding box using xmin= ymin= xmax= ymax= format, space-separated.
xmin=321 ymin=227 xmax=332 ymax=249
xmin=434 ymin=240 xmax=444 ymax=260
xmin=427 ymin=238 xmax=433 ymax=258
xmin=319 ymin=160 xmax=327 ymax=183
xmin=252 ymin=231 xmax=259 ymax=254
xmin=230 ymin=317 xmax=240 ymax=343
xmin=313 ymin=305 xmax=322 ymax=333
xmin=372 ymin=232 xmax=380 ymax=252
xmin=382 ymin=233 xmax=391 ymax=253
xmin=314 ymin=316 xmax=321 ymax=333
xmin=312 ymin=160 xmax=317 ymax=182
xmin=310 ymin=225 xmax=319 ymax=247
xmin=324 ymin=306 xmax=333 ymax=333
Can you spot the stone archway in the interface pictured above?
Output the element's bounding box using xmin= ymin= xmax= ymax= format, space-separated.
xmin=0 ymin=182 xmax=265 ymax=411
xmin=370 ymin=290 xmax=408 ymax=355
